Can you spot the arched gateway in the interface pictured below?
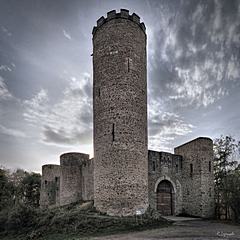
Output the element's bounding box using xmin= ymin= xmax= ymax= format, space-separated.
xmin=156 ymin=180 xmax=174 ymax=216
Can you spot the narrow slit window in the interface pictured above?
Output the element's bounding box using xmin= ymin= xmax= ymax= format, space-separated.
xmin=190 ymin=163 xmax=193 ymax=177
xmin=112 ymin=123 xmax=115 ymax=142
xmin=127 ymin=58 xmax=130 ymax=72
xmin=152 ymin=161 xmax=156 ymax=172
xmin=98 ymin=88 xmax=100 ymax=97
xmin=209 ymin=161 xmax=211 ymax=172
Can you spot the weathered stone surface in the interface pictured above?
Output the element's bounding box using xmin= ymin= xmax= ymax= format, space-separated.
xmin=174 ymin=137 xmax=215 ymax=218
xmin=40 ymin=164 xmax=60 ymax=208
xmin=92 ymin=10 xmax=148 ymax=216
xmin=60 ymin=152 xmax=90 ymax=206
xmin=82 ymin=157 xmax=94 ymax=201
xmin=148 ymin=151 xmax=183 ymax=215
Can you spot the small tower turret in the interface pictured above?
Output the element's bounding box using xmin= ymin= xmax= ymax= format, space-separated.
xmin=174 ymin=137 xmax=215 ymax=218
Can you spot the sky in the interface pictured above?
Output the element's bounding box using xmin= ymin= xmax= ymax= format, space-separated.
xmin=0 ymin=0 xmax=240 ymax=172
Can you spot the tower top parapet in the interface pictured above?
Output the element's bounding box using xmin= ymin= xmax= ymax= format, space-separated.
xmin=60 ymin=152 xmax=89 ymax=166
xmin=92 ymin=9 xmax=146 ymax=36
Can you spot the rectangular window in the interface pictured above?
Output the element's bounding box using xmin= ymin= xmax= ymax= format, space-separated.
xmin=176 ymin=164 xmax=178 ymax=173
xmin=127 ymin=58 xmax=130 ymax=72
xmin=98 ymin=88 xmax=100 ymax=97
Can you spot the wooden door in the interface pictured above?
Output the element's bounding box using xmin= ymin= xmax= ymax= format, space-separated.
xmin=157 ymin=180 xmax=172 ymax=215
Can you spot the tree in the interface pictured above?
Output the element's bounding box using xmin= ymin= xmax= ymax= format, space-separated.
xmin=226 ymin=167 xmax=240 ymax=222
xmin=0 ymin=168 xmax=41 ymax=209
xmin=213 ymin=136 xmax=240 ymax=221
xmin=0 ymin=168 xmax=14 ymax=211
xmin=20 ymin=172 xmax=41 ymax=207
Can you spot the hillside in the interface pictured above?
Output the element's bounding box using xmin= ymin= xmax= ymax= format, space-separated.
xmin=0 ymin=201 xmax=170 ymax=240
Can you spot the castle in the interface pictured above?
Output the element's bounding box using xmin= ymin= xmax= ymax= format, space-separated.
xmin=40 ymin=9 xmax=215 ymax=218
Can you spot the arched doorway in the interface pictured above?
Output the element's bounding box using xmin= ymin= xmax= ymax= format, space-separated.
xmin=157 ymin=180 xmax=174 ymax=216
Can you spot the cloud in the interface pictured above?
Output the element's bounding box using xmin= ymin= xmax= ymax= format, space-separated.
xmin=148 ymin=0 xmax=240 ymax=109
xmin=1 ymin=26 xmax=12 ymax=36
xmin=0 ymin=76 xmax=12 ymax=100
xmin=148 ymin=99 xmax=194 ymax=152
xmin=63 ymin=29 xmax=72 ymax=40
xmin=0 ymin=65 xmax=12 ymax=72
xmin=0 ymin=124 xmax=26 ymax=138
xmin=23 ymin=73 xmax=92 ymax=146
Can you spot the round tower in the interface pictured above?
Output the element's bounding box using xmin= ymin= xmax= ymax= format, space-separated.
xmin=59 ymin=152 xmax=89 ymax=206
xmin=92 ymin=9 xmax=148 ymax=216
xmin=40 ymin=164 xmax=60 ymax=208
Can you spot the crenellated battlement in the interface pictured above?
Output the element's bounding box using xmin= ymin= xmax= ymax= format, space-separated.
xmin=92 ymin=9 xmax=146 ymax=35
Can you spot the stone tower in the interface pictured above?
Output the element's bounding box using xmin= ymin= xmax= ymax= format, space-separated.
xmin=174 ymin=137 xmax=215 ymax=218
xmin=40 ymin=164 xmax=60 ymax=208
xmin=92 ymin=9 xmax=148 ymax=216
xmin=59 ymin=152 xmax=89 ymax=206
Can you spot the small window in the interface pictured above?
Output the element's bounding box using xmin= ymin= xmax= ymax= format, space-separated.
xmin=45 ymin=180 xmax=47 ymax=185
xmin=176 ymin=164 xmax=178 ymax=173
xmin=180 ymin=159 xmax=183 ymax=169
xmin=152 ymin=161 xmax=156 ymax=172
xmin=190 ymin=163 xmax=193 ymax=177
xmin=98 ymin=88 xmax=100 ymax=97
xmin=112 ymin=123 xmax=115 ymax=142
xmin=209 ymin=161 xmax=211 ymax=172
xmin=55 ymin=177 xmax=58 ymax=182
xmin=126 ymin=58 xmax=132 ymax=72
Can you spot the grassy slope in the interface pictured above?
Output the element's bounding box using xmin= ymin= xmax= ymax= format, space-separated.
xmin=0 ymin=202 xmax=170 ymax=240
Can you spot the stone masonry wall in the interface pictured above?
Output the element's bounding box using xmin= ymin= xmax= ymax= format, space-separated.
xmin=148 ymin=150 xmax=183 ymax=215
xmin=82 ymin=158 xmax=94 ymax=201
xmin=93 ymin=9 xmax=148 ymax=216
xmin=60 ymin=152 xmax=89 ymax=206
xmin=40 ymin=164 xmax=60 ymax=208
xmin=174 ymin=137 xmax=215 ymax=218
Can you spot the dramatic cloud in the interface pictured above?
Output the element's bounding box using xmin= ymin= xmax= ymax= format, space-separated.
xmin=23 ymin=73 xmax=93 ymax=146
xmin=148 ymin=0 xmax=240 ymax=109
xmin=0 ymin=0 xmax=239 ymax=171
xmin=148 ymin=99 xmax=194 ymax=152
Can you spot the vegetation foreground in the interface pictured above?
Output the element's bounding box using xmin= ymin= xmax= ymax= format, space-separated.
xmin=0 ymin=201 xmax=169 ymax=240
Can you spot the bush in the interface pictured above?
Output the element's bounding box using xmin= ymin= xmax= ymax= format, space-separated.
xmin=6 ymin=204 xmax=38 ymax=232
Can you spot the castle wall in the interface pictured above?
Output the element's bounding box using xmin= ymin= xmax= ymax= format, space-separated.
xmin=59 ymin=152 xmax=89 ymax=206
xmin=148 ymin=150 xmax=183 ymax=215
xmin=92 ymin=9 xmax=148 ymax=216
xmin=82 ymin=158 xmax=94 ymax=201
xmin=40 ymin=164 xmax=60 ymax=208
xmin=174 ymin=137 xmax=215 ymax=218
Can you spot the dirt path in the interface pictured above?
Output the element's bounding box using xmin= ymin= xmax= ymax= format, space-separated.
xmin=92 ymin=219 xmax=240 ymax=240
